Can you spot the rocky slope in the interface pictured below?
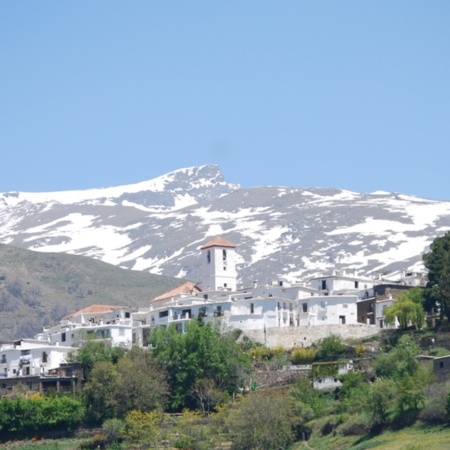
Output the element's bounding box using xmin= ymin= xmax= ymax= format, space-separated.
xmin=1 ymin=164 xmax=449 ymax=287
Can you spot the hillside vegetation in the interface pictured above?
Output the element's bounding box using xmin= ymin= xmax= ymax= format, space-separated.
xmin=0 ymin=243 xmax=183 ymax=341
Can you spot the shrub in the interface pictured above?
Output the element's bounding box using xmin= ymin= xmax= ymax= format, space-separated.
xmin=248 ymin=346 xmax=270 ymax=361
xmin=102 ymin=418 xmax=125 ymax=444
xmin=419 ymin=401 xmax=448 ymax=425
xmin=316 ymin=335 xmax=344 ymax=361
xmin=354 ymin=345 xmax=365 ymax=356
xmin=291 ymin=347 xmax=316 ymax=364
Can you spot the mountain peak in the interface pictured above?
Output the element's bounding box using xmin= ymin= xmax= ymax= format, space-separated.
xmin=0 ymin=165 xmax=450 ymax=285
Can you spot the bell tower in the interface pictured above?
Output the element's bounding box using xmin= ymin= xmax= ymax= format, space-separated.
xmin=200 ymin=237 xmax=237 ymax=291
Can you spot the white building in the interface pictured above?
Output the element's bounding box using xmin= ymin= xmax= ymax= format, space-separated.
xmin=32 ymin=236 xmax=415 ymax=353
xmin=37 ymin=305 xmax=136 ymax=348
xmin=131 ymin=238 xmax=387 ymax=340
xmin=0 ymin=339 xmax=72 ymax=378
xmin=200 ymin=237 xmax=237 ymax=291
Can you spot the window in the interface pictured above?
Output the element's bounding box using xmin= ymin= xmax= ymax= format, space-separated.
xmin=125 ymin=312 xmax=130 ymax=318
xmin=61 ymin=333 xmax=66 ymax=342
xmin=1 ymin=355 xmax=6 ymax=364
xmin=321 ymin=280 xmax=327 ymax=290
xmin=250 ymin=303 xmax=254 ymax=314
xmin=223 ymin=249 xmax=227 ymax=261
xmin=355 ymin=281 xmax=359 ymax=288
xmin=207 ymin=250 xmax=211 ymax=264
xmin=159 ymin=310 xmax=168 ymax=318
xmin=182 ymin=309 xmax=192 ymax=318
xmin=42 ymin=352 xmax=48 ymax=363
xmin=302 ymin=303 xmax=308 ymax=313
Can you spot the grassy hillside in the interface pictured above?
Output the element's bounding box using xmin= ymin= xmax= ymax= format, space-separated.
xmin=0 ymin=244 xmax=184 ymax=341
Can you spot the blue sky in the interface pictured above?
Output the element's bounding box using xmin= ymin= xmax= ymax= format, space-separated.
xmin=1 ymin=1 xmax=449 ymax=200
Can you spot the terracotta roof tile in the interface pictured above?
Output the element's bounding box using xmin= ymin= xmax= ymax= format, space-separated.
xmin=200 ymin=236 xmax=236 ymax=250
xmin=151 ymin=281 xmax=200 ymax=302
xmin=63 ymin=305 xmax=125 ymax=319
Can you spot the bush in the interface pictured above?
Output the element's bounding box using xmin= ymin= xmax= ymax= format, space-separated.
xmin=354 ymin=345 xmax=365 ymax=356
xmin=291 ymin=347 xmax=316 ymax=364
xmin=419 ymin=401 xmax=448 ymax=425
xmin=102 ymin=418 xmax=125 ymax=444
xmin=316 ymin=335 xmax=344 ymax=361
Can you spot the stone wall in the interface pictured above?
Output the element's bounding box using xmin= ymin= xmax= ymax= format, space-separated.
xmin=251 ymin=366 xmax=308 ymax=388
xmin=241 ymin=324 xmax=380 ymax=349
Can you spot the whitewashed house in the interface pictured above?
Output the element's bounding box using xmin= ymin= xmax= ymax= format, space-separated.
xmin=37 ymin=305 xmax=136 ymax=348
xmin=131 ymin=237 xmax=386 ymax=339
xmin=0 ymin=339 xmax=72 ymax=378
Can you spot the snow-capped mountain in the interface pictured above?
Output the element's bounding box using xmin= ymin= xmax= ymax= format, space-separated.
xmin=1 ymin=164 xmax=449 ymax=286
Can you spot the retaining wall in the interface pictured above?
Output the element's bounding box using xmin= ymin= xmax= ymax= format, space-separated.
xmin=241 ymin=324 xmax=380 ymax=349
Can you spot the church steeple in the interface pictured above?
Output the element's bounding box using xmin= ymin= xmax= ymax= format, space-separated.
xmin=200 ymin=237 xmax=237 ymax=291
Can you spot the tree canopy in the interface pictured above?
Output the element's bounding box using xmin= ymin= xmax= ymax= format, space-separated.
xmin=384 ymin=288 xmax=425 ymax=330
xmin=149 ymin=321 xmax=251 ymax=411
xmin=423 ymin=231 xmax=450 ymax=319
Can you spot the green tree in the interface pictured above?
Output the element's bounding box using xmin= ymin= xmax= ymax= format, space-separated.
xmin=316 ymin=335 xmax=345 ymax=361
xmin=82 ymin=347 xmax=168 ymax=424
xmin=372 ymin=335 xmax=420 ymax=379
xmin=384 ymin=288 xmax=425 ymax=330
xmin=226 ymin=391 xmax=295 ymax=450
xmin=70 ymin=339 xmax=125 ymax=381
xmin=337 ymin=371 xmax=370 ymax=413
xmin=366 ymin=377 xmax=396 ymax=427
xmin=149 ymin=321 xmax=251 ymax=410
xmin=289 ymin=375 xmax=326 ymax=420
xmin=82 ymin=360 xmax=121 ymax=424
xmin=423 ymin=231 xmax=450 ymax=319
xmin=115 ymin=346 xmax=168 ymax=416
xmin=394 ymin=365 xmax=431 ymax=414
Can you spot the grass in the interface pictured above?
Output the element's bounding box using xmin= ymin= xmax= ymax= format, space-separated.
xmin=1 ymin=438 xmax=81 ymax=450
xmin=293 ymin=424 xmax=450 ymax=450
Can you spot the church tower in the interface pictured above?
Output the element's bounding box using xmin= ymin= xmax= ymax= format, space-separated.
xmin=200 ymin=237 xmax=237 ymax=291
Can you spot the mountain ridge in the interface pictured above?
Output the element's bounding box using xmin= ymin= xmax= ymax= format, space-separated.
xmin=0 ymin=243 xmax=182 ymax=341
xmin=1 ymin=164 xmax=449 ymax=288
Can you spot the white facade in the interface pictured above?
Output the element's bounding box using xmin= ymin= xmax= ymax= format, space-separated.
xmin=313 ymin=361 xmax=353 ymax=390
xmin=309 ymin=271 xmax=375 ymax=294
xmin=37 ymin=306 xmax=135 ymax=348
xmin=298 ymin=295 xmax=358 ymax=326
xmin=0 ymin=339 xmax=72 ymax=378
xmin=26 ymin=236 xmax=413 ymax=356
xmin=201 ymin=238 xmax=237 ymax=291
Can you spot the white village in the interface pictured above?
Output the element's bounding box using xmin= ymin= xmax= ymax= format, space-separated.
xmin=0 ymin=236 xmax=427 ymax=396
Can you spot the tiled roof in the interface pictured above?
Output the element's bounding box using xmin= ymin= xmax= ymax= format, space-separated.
xmin=63 ymin=305 xmax=125 ymax=319
xmin=200 ymin=236 xmax=236 ymax=250
xmin=151 ymin=281 xmax=200 ymax=302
